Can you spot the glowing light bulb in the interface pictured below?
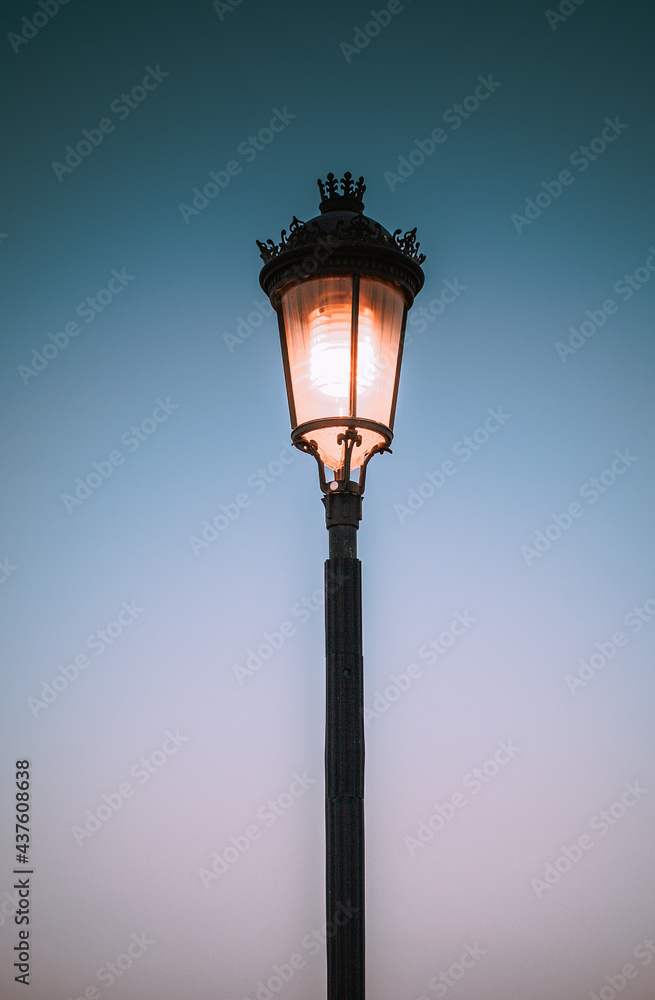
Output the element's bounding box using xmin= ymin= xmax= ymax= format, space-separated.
xmin=308 ymin=304 xmax=377 ymax=399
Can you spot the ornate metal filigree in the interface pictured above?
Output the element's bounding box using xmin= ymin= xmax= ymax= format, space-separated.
xmin=335 ymin=427 xmax=363 ymax=486
xmin=391 ymin=227 xmax=426 ymax=264
xmin=257 ymin=218 xmax=320 ymax=262
xmin=257 ymin=213 xmax=426 ymax=265
xmin=332 ymin=214 xmax=379 ymax=244
xmin=291 ymin=424 xmax=393 ymax=496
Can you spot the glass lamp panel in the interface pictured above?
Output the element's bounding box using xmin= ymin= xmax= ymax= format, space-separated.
xmin=280 ymin=274 xmax=406 ymax=472
xmin=281 ymin=276 xmax=355 ymax=426
xmin=356 ymin=276 xmax=406 ymax=429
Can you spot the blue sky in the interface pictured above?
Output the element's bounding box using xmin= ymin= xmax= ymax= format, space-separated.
xmin=1 ymin=0 xmax=654 ymax=998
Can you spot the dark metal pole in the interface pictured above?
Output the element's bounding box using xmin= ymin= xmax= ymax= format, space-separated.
xmin=323 ymin=488 xmax=365 ymax=1000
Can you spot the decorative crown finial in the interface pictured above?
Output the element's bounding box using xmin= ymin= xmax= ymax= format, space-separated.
xmin=317 ymin=171 xmax=366 ymax=214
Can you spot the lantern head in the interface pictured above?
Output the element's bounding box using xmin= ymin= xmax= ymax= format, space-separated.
xmin=258 ymin=172 xmax=426 ymax=494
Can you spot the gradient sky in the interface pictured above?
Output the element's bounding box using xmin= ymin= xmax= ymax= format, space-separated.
xmin=1 ymin=1 xmax=654 ymax=998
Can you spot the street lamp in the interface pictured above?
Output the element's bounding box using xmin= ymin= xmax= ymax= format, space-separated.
xmin=257 ymin=171 xmax=425 ymax=1000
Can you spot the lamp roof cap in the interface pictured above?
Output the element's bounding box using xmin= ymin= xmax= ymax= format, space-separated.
xmin=256 ymin=171 xmax=426 ymax=301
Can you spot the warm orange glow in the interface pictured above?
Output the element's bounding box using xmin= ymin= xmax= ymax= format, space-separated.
xmin=308 ymin=302 xmax=376 ymax=401
xmin=280 ymin=274 xmax=406 ymax=473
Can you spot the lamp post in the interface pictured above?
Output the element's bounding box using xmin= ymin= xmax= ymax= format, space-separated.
xmin=257 ymin=172 xmax=425 ymax=1000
